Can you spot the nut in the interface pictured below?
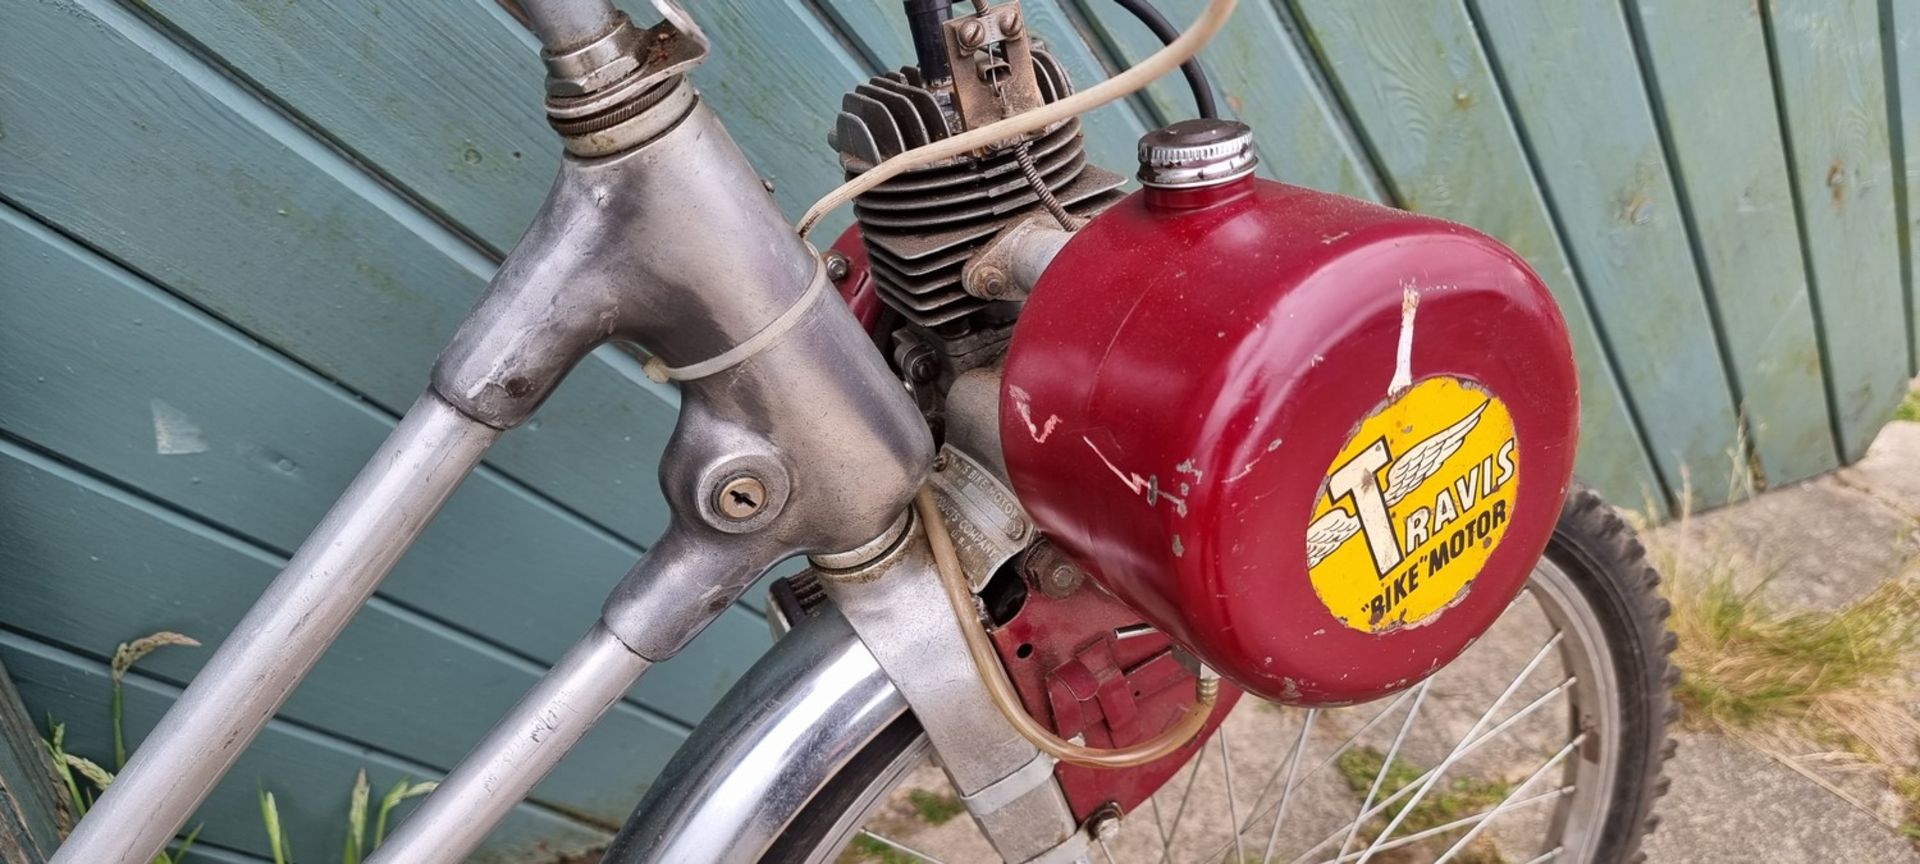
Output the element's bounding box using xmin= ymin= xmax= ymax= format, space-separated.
xmin=970 ymin=263 xmax=1011 ymax=299
xmin=1092 ymin=812 xmax=1121 ymax=842
xmin=957 ymin=19 xmax=987 ymax=50
xmin=716 ymin=476 xmax=768 ymax=520
xmin=1025 ymin=542 xmax=1086 ymax=599
xmin=824 ymin=251 xmax=851 ymax=282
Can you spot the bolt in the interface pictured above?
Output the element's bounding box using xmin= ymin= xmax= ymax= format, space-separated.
xmin=972 ymin=263 xmax=1010 ymax=299
xmin=717 ymin=475 xmax=767 ymax=520
xmin=1001 ymin=10 xmax=1024 ymax=37
xmin=824 ymin=250 xmax=851 ymax=282
xmin=958 ymin=19 xmax=987 ymax=50
xmin=1025 ymin=543 xmax=1085 ymax=599
xmin=1092 ymin=812 xmax=1121 ymax=843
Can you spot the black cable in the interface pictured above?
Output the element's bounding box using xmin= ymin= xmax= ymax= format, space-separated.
xmin=1110 ymin=0 xmax=1218 ymax=120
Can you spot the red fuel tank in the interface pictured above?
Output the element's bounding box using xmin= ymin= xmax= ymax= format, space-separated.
xmin=1000 ymin=169 xmax=1579 ymax=706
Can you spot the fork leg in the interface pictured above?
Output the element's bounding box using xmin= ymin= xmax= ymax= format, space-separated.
xmin=48 ymin=392 xmax=499 ymax=864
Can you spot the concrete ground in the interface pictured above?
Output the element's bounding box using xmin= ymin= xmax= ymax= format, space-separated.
xmin=1637 ymin=418 xmax=1920 ymax=864
xmin=854 ymin=418 xmax=1920 ymax=863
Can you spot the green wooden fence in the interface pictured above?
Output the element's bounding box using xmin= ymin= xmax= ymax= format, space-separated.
xmin=1 ymin=0 xmax=1914 ymax=860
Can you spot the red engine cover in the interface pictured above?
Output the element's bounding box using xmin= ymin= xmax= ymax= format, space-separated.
xmin=1000 ymin=177 xmax=1578 ymax=706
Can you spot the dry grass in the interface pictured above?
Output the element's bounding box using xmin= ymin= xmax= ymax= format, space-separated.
xmin=1652 ymin=467 xmax=1920 ymax=837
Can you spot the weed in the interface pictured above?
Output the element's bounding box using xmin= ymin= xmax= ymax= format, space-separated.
xmin=843 ymin=833 xmax=918 ymax=864
xmin=905 ymin=789 xmax=964 ymax=826
xmin=1895 ymin=388 xmax=1920 ymax=423
xmin=1333 ymin=746 xmax=1511 ymax=863
xmin=42 ymin=631 xmax=204 ymax=864
xmin=1668 ymin=568 xmax=1920 ymax=751
xmin=40 ymin=631 xmax=436 ymax=863
xmin=1653 ymin=460 xmax=1920 ymax=842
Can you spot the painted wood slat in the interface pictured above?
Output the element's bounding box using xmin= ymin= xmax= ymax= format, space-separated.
xmin=139 ymin=0 xmax=867 ymax=243
xmin=828 ymin=0 xmax=1154 ymax=174
xmin=0 ymin=635 xmax=609 ymax=864
xmin=1764 ymin=0 xmax=1909 ymax=460
xmin=0 ymin=436 xmax=693 ymax=828
xmin=0 ymin=658 xmax=65 ymax=864
xmin=1071 ymin=0 xmax=1384 ymax=201
xmin=1885 ymin=0 xmax=1920 ymax=374
xmin=137 ymin=0 xmax=557 ymax=256
xmin=1286 ymin=0 xmax=1665 ymax=509
xmin=1625 ymin=0 xmax=1838 ymax=487
xmin=1468 ymin=0 xmax=1744 ymax=506
xmin=0 ymin=206 xmax=764 ymax=728
xmin=0 ymin=0 xmax=680 ymax=547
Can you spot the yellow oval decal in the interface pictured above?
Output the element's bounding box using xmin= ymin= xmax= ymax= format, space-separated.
xmin=1306 ymin=376 xmax=1519 ymax=633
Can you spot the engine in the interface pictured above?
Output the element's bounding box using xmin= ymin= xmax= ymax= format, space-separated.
xmin=825 ymin=0 xmax=1579 ymax=720
xmin=827 ymin=3 xmax=1126 ymax=432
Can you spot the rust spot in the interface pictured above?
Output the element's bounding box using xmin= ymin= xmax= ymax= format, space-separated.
xmin=1226 ymin=93 xmax=1244 ymax=114
xmin=1828 ymin=161 xmax=1846 ymax=203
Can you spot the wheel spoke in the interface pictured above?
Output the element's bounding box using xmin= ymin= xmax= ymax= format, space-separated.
xmin=1219 ymin=729 xmax=1246 ymax=864
xmin=1185 ymin=690 xmax=1419 ymax=864
xmin=1516 ymin=845 xmax=1564 ymax=864
xmin=1431 ymin=735 xmax=1586 ymax=864
xmin=1100 ymin=838 xmax=1120 ymax=864
xmin=1309 ymin=785 xmax=1575 ymax=864
xmin=1355 ymin=632 xmax=1564 ymax=863
xmin=857 ymin=829 xmax=947 ymax=864
xmin=1155 ymin=745 xmax=1207 ymax=864
xmin=1285 ymin=675 xmax=1576 ymax=864
xmin=1338 ymin=680 xmax=1432 ymax=858
xmin=1259 ymin=708 xmax=1319 ymax=863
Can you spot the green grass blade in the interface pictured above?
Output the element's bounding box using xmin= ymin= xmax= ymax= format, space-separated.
xmin=260 ymin=789 xmax=290 ymax=864
xmin=372 ymin=780 xmax=436 ymax=849
xmin=43 ymin=718 xmax=88 ymax=820
xmin=343 ymin=769 xmax=369 ymax=864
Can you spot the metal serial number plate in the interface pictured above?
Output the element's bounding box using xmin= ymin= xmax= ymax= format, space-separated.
xmin=929 ymin=445 xmax=1033 ymax=590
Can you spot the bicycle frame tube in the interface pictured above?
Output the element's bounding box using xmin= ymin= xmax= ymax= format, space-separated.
xmin=53 ymin=2 xmax=932 ymax=861
xmin=49 ymin=393 xmax=499 ymax=864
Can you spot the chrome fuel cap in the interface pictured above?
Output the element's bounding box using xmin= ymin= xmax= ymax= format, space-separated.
xmin=1137 ymin=118 xmax=1258 ymax=189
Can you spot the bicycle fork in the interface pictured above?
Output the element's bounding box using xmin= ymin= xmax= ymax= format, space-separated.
xmin=49 ymin=3 xmax=933 ymax=862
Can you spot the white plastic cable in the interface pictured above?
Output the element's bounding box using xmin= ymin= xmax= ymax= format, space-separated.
xmin=642 ymin=256 xmax=830 ymax=382
xmin=796 ymin=0 xmax=1240 ymax=238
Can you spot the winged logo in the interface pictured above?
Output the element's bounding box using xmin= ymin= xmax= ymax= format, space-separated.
xmin=1305 ymin=399 xmax=1489 ymax=567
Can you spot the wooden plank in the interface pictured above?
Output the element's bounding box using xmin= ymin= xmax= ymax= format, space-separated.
xmin=1888 ymin=0 xmax=1920 ymax=374
xmin=829 ymin=0 xmax=1154 ymax=173
xmin=1764 ymin=0 xmax=1909 ymax=460
xmin=0 ymin=438 xmax=691 ymax=827
xmin=0 ymin=206 xmax=764 ymax=729
xmin=0 ymin=634 xmax=610 ymax=864
xmin=0 ymin=659 xmax=65 ymax=864
xmin=1287 ymin=0 xmax=1666 ymax=510
xmin=1072 ymin=0 xmax=1384 ymax=199
xmin=1468 ymin=0 xmax=1744 ymax=506
xmin=0 ymin=0 xmax=679 ymax=546
xmin=136 ymin=0 xmax=870 ymax=242
xmin=1625 ymin=0 xmax=1839 ymax=487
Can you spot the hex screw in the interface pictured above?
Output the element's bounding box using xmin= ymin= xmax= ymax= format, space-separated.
xmin=824 ymin=250 xmax=851 ymax=282
xmin=958 ymin=19 xmax=987 ymax=50
xmin=1025 ymin=543 xmax=1085 ymax=599
xmin=717 ymin=475 xmax=768 ymax=520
